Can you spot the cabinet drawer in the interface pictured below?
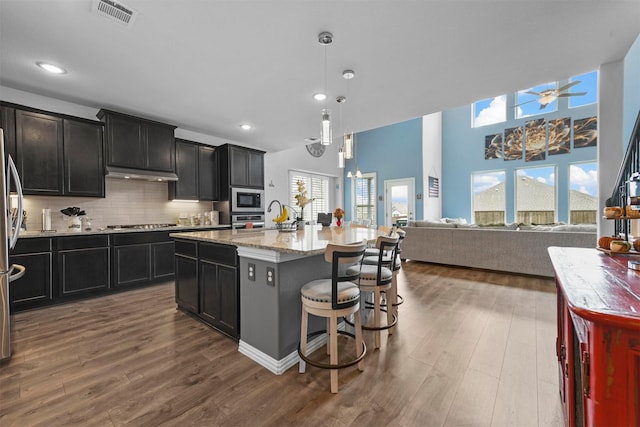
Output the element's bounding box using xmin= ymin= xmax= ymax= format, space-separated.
xmin=174 ymin=240 xmax=197 ymax=257
xmin=57 ymin=235 xmax=109 ymax=250
xmin=112 ymin=231 xmax=171 ymax=246
xmin=199 ymin=242 xmax=237 ymax=266
xmin=13 ymin=238 xmax=52 ymax=254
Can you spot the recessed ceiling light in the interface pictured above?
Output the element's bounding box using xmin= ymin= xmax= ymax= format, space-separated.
xmin=313 ymin=93 xmax=327 ymax=101
xmin=240 ymin=124 xmax=252 ymax=130
xmin=36 ymin=62 xmax=67 ymax=74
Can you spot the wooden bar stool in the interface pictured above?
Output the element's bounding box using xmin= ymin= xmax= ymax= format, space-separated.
xmin=348 ymin=235 xmax=399 ymax=349
xmin=298 ymin=240 xmax=368 ymax=394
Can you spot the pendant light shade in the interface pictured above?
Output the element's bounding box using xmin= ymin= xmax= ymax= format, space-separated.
xmin=338 ymin=148 xmax=345 ymax=168
xmin=347 ymin=170 xmax=353 ymax=178
xmin=321 ymin=109 xmax=332 ymax=145
xmin=355 ymin=169 xmax=362 ymax=178
xmin=343 ymin=133 xmax=353 ymax=159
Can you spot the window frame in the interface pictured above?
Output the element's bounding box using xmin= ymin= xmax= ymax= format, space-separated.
xmin=514 ymin=165 xmax=557 ymax=225
xmin=352 ymin=172 xmax=377 ymax=225
xmin=471 ymin=170 xmax=506 ymax=225
xmin=288 ymin=171 xmax=332 ymax=222
xmin=471 ymin=95 xmax=507 ymax=128
xmin=515 ymin=82 xmax=559 ymax=119
xmin=568 ymin=161 xmax=598 ymax=224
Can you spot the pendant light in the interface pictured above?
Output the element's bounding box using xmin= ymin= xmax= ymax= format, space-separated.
xmin=318 ymin=32 xmax=333 ymax=145
xmin=342 ymin=70 xmax=355 ymax=159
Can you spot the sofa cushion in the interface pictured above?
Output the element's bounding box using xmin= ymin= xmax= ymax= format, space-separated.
xmin=409 ymin=220 xmax=457 ymax=228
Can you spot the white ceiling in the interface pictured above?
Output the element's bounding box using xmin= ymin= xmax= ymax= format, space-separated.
xmin=1 ymin=0 xmax=638 ymax=153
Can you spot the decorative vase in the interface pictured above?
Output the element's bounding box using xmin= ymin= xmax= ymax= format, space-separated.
xmin=68 ymin=215 xmax=82 ymax=231
xmin=336 ymin=218 xmax=342 ymax=227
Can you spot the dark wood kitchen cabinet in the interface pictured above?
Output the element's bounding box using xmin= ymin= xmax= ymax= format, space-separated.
xmin=63 ymin=119 xmax=105 ymax=197
xmin=15 ymin=109 xmax=64 ymax=195
xmin=112 ymin=231 xmax=175 ymax=288
xmin=58 ymin=235 xmax=110 ymax=296
xmin=169 ymin=139 xmax=219 ymax=201
xmin=98 ymin=109 xmax=176 ymax=173
xmin=1 ymin=104 xmax=17 ymax=160
xmin=174 ymin=239 xmax=199 ymax=313
xmin=9 ymin=238 xmax=53 ymax=312
xmin=218 ymin=144 xmax=265 ymax=200
xmin=3 ymin=102 xmax=104 ymax=197
xmin=174 ymin=240 xmax=239 ymax=339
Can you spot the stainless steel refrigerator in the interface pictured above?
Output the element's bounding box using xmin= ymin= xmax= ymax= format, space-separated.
xmin=0 ymin=128 xmax=26 ymax=361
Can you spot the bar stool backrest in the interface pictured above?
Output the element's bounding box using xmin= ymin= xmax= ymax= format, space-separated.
xmin=325 ymin=240 xmax=367 ymax=309
xmin=374 ymin=235 xmax=400 ymax=273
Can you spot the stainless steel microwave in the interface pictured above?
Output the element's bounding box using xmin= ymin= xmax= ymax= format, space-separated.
xmin=231 ymin=187 xmax=264 ymax=212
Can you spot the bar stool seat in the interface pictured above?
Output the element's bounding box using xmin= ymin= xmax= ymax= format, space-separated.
xmin=298 ymin=240 xmax=368 ymax=394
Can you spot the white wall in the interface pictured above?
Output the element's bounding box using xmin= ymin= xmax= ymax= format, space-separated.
xmin=422 ymin=112 xmax=442 ymax=220
xmin=264 ymin=142 xmax=344 ymax=222
xmin=598 ymin=60 xmax=625 ymax=236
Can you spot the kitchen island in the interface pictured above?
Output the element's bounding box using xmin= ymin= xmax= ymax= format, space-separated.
xmin=170 ymin=225 xmax=383 ymax=374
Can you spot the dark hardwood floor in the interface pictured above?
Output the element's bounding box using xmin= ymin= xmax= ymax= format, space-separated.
xmin=0 ymin=261 xmax=564 ymax=426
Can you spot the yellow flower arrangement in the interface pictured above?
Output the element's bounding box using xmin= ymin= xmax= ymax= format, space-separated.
xmin=294 ymin=180 xmax=315 ymax=220
xmin=333 ymin=207 xmax=345 ymax=219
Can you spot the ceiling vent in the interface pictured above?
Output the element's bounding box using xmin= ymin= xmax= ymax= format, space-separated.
xmin=92 ymin=0 xmax=138 ymax=27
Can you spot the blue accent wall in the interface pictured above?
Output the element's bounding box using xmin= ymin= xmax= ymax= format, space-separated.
xmin=624 ymin=34 xmax=640 ymax=147
xmin=344 ymin=118 xmax=423 ymax=223
xmin=442 ymin=91 xmax=597 ymax=224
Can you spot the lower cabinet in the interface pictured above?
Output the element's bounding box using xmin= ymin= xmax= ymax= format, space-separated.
xmin=58 ymin=235 xmax=110 ymax=296
xmin=9 ymin=238 xmax=53 ymax=311
xmin=112 ymin=232 xmax=175 ymax=288
xmin=174 ymin=240 xmax=239 ymax=339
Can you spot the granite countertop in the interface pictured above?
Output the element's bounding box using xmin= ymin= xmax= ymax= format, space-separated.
xmin=170 ymin=224 xmax=383 ymax=255
xmin=18 ymin=224 xmax=232 ymax=239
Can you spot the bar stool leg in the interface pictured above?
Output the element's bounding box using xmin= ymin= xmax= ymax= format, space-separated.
xmin=386 ymin=289 xmax=395 ymax=336
xmin=299 ymin=306 xmax=308 ymax=373
xmin=326 ymin=318 xmax=331 ymax=355
xmin=374 ymin=290 xmax=381 ymax=349
xmin=354 ymin=308 xmax=365 ymax=372
xmin=329 ymin=312 xmax=339 ymax=393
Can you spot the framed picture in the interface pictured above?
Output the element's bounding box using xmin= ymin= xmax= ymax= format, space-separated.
xmin=503 ymin=127 xmax=523 ymax=161
xmin=548 ymin=118 xmax=571 ymax=155
xmin=485 ymin=133 xmax=502 ymax=160
xmin=525 ymin=119 xmax=546 ymax=161
xmin=574 ymin=116 xmax=597 ymax=148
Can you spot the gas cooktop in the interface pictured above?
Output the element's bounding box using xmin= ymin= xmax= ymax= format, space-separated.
xmin=106 ymin=223 xmax=178 ymax=230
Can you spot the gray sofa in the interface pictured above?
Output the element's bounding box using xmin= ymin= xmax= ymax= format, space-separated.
xmin=402 ymin=222 xmax=596 ymax=277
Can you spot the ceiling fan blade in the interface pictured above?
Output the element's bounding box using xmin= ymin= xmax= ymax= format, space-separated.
xmin=558 ymin=92 xmax=588 ymax=97
xmin=557 ymin=80 xmax=581 ymax=92
xmin=513 ymin=100 xmax=536 ymax=108
xmin=525 ymin=91 xmax=541 ymax=96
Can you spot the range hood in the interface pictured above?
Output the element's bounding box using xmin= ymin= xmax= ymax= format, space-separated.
xmin=105 ymin=166 xmax=178 ymax=182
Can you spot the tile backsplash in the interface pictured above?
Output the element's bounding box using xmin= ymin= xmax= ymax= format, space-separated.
xmin=22 ymin=179 xmax=215 ymax=231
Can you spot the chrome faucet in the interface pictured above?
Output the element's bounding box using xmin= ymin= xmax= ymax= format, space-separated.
xmin=267 ymin=199 xmax=282 ymax=213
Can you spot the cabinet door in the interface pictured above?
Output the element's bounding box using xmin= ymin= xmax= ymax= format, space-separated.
xmin=145 ymin=123 xmax=175 ymax=172
xmin=248 ymin=150 xmax=264 ymax=188
xmin=1 ymin=105 xmax=17 ymax=161
xmin=9 ymin=252 xmax=52 ymax=311
xmin=106 ymin=114 xmax=145 ymax=169
xmin=169 ymin=140 xmax=198 ymax=200
xmin=63 ymin=119 xmax=105 ymax=197
xmin=152 ymin=241 xmax=175 ymax=280
xmin=175 ymin=254 xmax=198 ymax=313
xmin=113 ymin=244 xmax=151 ymax=287
xmin=229 ymin=146 xmax=249 ymax=187
xmin=199 ymin=259 xmax=220 ymax=326
xmin=217 ymin=264 xmax=239 ymax=337
xmin=59 ymin=248 xmax=109 ymax=295
xmin=198 ymin=145 xmax=218 ymax=201
xmin=16 ymin=110 xmax=64 ymax=195
xmin=199 ymin=260 xmax=238 ymax=338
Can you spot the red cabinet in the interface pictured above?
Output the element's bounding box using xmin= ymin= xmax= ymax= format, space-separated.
xmin=549 ymin=247 xmax=640 ymax=426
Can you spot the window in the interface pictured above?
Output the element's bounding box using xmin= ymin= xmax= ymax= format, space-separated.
xmin=353 ymin=173 xmax=376 ymax=225
xmin=472 ymin=95 xmax=507 ymax=127
xmin=472 ymin=171 xmax=505 ymax=225
xmin=569 ymin=162 xmax=597 ymax=224
xmin=289 ymin=172 xmax=330 ymax=221
xmin=516 ymin=166 xmax=556 ymax=224
xmin=515 ymin=82 xmax=558 ymax=119
xmin=569 ymin=70 xmax=598 ymax=108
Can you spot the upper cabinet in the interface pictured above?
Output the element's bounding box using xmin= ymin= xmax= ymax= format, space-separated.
xmin=169 ymin=139 xmax=219 ymax=201
xmin=2 ymin=102 xmax=105 ymax=198
xmin=218 ymin=144 xmax=264 ymax=198
xmin=97 ymin=109 xmax=176 ymax=173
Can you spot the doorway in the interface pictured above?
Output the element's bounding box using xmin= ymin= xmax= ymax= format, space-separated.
xmin=384 ymin=178 xmax=415 ymax=227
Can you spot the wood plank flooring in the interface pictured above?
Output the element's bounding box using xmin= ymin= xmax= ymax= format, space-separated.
xmin=0 ymin=261 xmax=564 ymax=426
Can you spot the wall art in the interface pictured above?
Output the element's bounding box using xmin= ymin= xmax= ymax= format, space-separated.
xmin=574 ymin=116 xmax=597 ymax=148
xmin=525 ymin=118 xmax=546 ymax=162
xmin=548 ymin=117 xmax=571 ymax=155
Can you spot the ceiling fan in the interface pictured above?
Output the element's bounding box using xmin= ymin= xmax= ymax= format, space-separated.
xmin=514 ymin=80 xmax=587 ymax=110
